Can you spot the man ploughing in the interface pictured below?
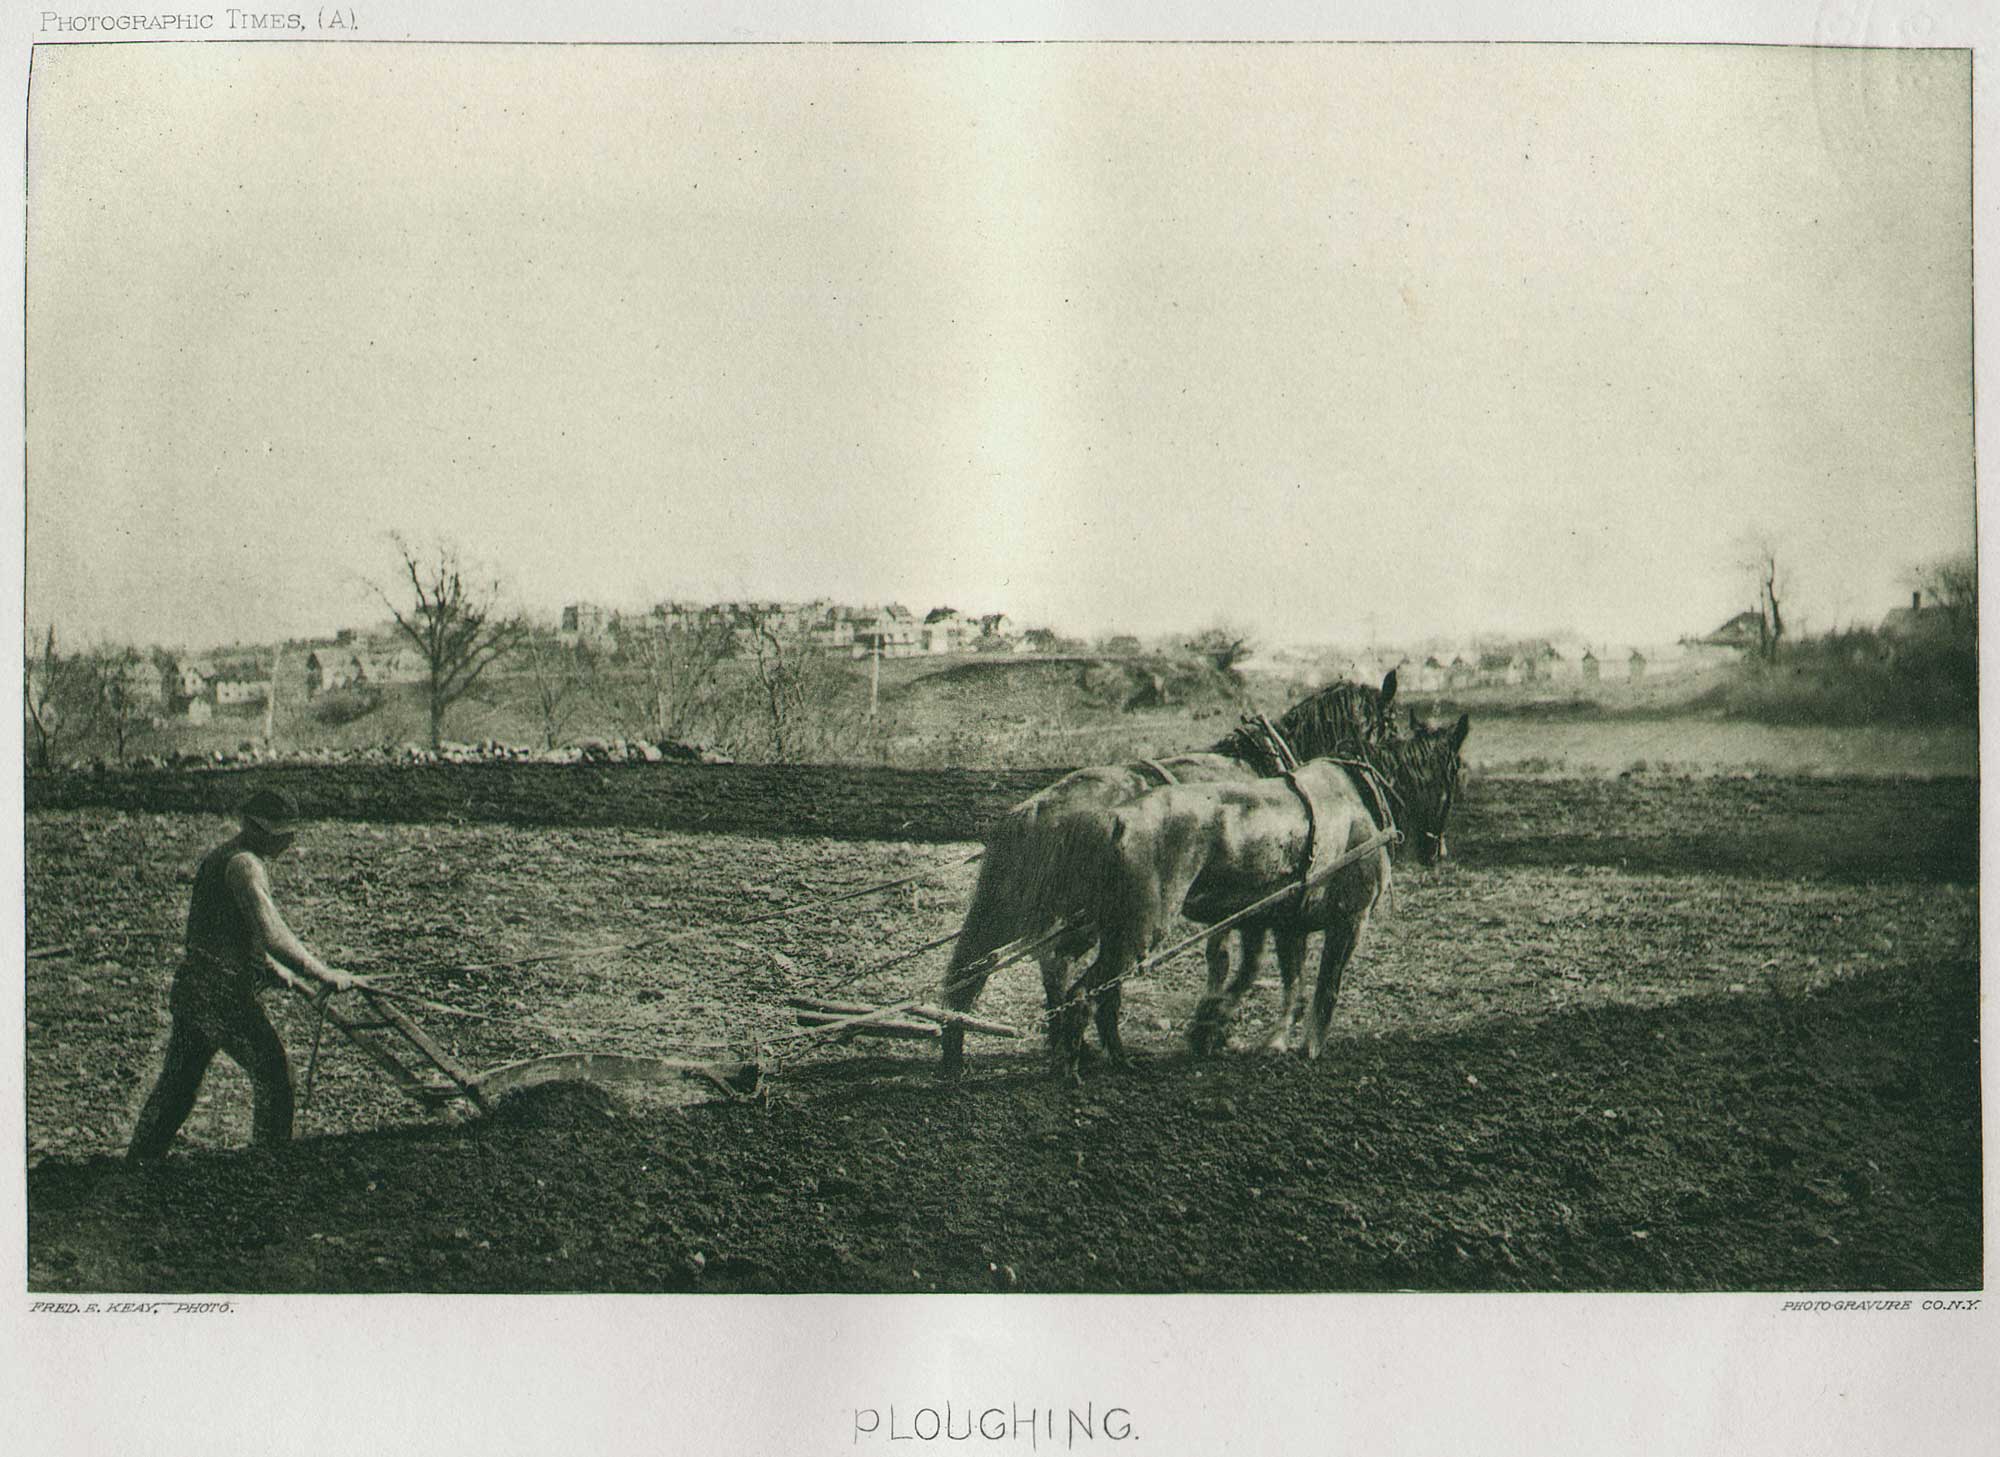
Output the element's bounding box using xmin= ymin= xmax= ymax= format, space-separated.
xmin=127 ymin=788 xmax=359 ymax=1162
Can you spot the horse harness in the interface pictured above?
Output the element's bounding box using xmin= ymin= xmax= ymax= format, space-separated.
xmin=1134 ymin=758 xmax=1180 ymax=788
xmin=1247 ymin=711 xmax=1396 ymax=857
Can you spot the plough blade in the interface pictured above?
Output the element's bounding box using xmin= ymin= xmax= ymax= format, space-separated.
xmin=473 ymin=1052 xmax=763 ymax=1102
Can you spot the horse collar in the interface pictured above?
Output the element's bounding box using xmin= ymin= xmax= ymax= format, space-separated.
xmin=1326 ymin=757 xmax=1397 ymax=837
xmin=1136 ymin=758 xmax=1179 ymax=787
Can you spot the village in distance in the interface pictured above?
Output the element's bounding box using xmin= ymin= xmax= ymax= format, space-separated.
xmin=22 ymin=548 xmax=1976 ymax=781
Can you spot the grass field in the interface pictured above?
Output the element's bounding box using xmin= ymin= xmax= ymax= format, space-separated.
xmin=79 ymin=651 xmax=1979 ymax=780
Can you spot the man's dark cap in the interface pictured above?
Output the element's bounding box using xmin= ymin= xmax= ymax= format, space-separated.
xmin=241 ymin=788 xmax=301 ymax=837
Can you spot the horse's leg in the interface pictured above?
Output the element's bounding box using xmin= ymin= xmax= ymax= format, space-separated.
xmin=1304 ymin=909 xmax=1372 ymax=1061
xmin=1042 ymin=946 xmax=1103 ymax=1067
xmin=938 ymin=864 xmax=1010 ymax=1077
xmin=1050 ymin=959 xmax=1100 ymax=1082
xmin=1189 ymin=931 xmax=1235 ymax=1056
xmin=939 ymin=954 xmax=993 ymax=1078
xmin=1223 ymin=924 xmax=1268 ymax=1020
xmin=1093 ymin=977 xmax=1129 ymax=1069
xmin=1264 ymin=929 xmax=1308 ymax=1054
xmin=1057 ymin=920 xmax=1144 ymax=1082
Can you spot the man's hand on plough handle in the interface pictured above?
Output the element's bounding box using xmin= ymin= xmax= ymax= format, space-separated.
xmin=278 ymin=963 xmax=376 ymax=1115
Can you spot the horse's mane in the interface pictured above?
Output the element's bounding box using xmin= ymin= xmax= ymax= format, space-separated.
xmin=1367 ymin=721 xmax=1460 ymax=786
xmin=1208 ymin=678 xmax=1403 ymax=773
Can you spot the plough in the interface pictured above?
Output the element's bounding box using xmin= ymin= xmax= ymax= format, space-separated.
xmin=785 ymin=995 xmax=1021 ymax=1044
xmin=301 ymin=986 xmax=765 ymax=1117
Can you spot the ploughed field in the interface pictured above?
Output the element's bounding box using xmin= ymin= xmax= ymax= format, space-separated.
xmin=25 ymin=765 xmax=1981 ymax=1293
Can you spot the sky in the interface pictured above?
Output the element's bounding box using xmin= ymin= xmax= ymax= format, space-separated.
xmin=24 ymin=42 xmax=1974 ymax=653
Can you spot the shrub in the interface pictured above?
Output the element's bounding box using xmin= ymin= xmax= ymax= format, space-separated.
xmin=1693 ymin=628 xmax=1976 ymax=726
xmin=311 ymin=685 xmax=385 ymax=727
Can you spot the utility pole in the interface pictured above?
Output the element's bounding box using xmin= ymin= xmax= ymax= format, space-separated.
xmin=264 ymin=644 xmax=281 ymax=748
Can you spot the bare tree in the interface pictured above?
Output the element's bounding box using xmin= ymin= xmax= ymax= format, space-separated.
xmin=91 ymin=645 xmax=155 ymax=763
xmin=613 ymin=612 xmax=733 ymax=743
xmin=1737 ymin=533 xmax=1786 ymax=662
xmin=738 ymin=613 xmax=864 ymax=762
xmin=521 ymin=633 xmax=601 ymax=749
xmin=23 ymin=626 xmax=97 ymax=770
xmin=380 ymin=538 xmax=527 ymax=748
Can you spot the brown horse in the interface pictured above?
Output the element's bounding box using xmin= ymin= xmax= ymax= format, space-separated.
xmin=938 ymin=673 xmax=1404 ymax=1075
xmin=1048 ymin=715 xmax=1469 ymax=1081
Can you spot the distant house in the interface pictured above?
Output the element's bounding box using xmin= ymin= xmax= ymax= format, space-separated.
xmin=111 ymin=656 xmax=165 ymax=708
xmin=922 ymin=607 xmax=969 ymax=655
xmin=852 ymin=606 xmax=921 ymax=659
xmin=1407 ymin=656 xmax=1447 ymax=693
xmin=1103 ymin=635 xmax=1143 ymax=657
xmin=357 ymin=645 xmax=426 ymax=684
xmin=1696 ymin=610 xmax=1766 ymax=653
xmin=811 ymin=606 xmax=857 ymax=654
xmin=1476 ymin=652 xmax=1517 ymax=688
xmin=1022 ymin=627 xmax=1062 ymax=654
xmin=1446 ymin=655 xmax=1476 ymax=691
xmin=1880 ymin=591 xmax=1956 ymax=642
xmin=560 ymin=602 xmax=611 ymax=644
xmin=977 ymin=613 xmax=1015 ymax=645
xmin=168 ymin=660 xmax=210 ymax=703
xmin=1628 ymin=649 xmax=1648 ymax=681
xmin=304 ymin=650 xmax=365 ymax=697
xmin=1580 ymin=649 xmax=1601 ymax=684
xmin=214 ymin=674 xmax=271 ymax=708
xmin=1519 ymin=643 xmax=1567 ymax=683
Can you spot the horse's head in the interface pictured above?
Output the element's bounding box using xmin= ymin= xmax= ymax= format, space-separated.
xmin=1386 ymin=713 xmax=1469 ymax=867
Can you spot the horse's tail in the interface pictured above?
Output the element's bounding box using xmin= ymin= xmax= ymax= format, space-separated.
xmin=941 ymin=805 xmax=1115 ymax=1010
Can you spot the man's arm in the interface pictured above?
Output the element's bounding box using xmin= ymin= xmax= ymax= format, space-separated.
xmin=225 ymin=853 xmax=356 ymax=993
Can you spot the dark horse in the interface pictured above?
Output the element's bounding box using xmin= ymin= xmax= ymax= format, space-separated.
xmin=938 ymin=672 xmax=1405 ymax=1075
xmin=1048 ymin=714 xmax=1469 ymax=1081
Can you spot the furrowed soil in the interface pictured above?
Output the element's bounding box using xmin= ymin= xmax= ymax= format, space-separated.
xmin=25 ymin=767 xmax=1981 ymax=1293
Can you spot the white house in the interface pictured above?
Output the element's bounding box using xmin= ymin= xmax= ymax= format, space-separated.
xmin=214 ymin=675 xmax=271 ymax=708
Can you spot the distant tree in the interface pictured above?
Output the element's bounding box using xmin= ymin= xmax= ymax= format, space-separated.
xmin=1736 ymin=532 xmax=1786 ymax=662
xmin=520 ymin=634 xmax=602 ymax=749
xmin=91 ymin=645 xmax=156 ymax=763
xmin=1185 ymin=624 xmax=1255 ymax=676
xmin=744 ymin=616 xmax=816 ymax=761
xmin=613 ymin=613 xmax=734 ymax=743
xmin=380 ymin=538 xmax=527 ymax=748
xmin=738 ymin=612 xmax=863 ymax=762
xmin=23 ymin=626 xmax=97 ymax=769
